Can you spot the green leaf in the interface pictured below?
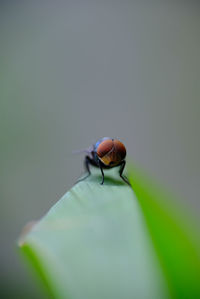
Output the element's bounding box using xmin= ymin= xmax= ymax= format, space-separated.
xmin=19 ymin=168 xmax=200 ymax=299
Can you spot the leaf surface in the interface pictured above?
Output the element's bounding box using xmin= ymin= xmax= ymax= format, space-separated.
xmin=19 ymin=168 xmax=200 ymax=299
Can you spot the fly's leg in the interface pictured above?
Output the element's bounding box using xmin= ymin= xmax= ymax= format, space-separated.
xmin=77 ymin=156 xmax=93 ymax=183
xmin=99 ymin=160 xmax=105 ymax=185
xmin=119 ymin=161 xmax=131 ymax=186
xmin=85 ymin=155 xmax=92 ymax=177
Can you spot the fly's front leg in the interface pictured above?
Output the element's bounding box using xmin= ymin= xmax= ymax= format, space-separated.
xmin=119 ymin=161 xmax=131 ymax=186
xmin=98 ymin=160 xmax=105 ymax=185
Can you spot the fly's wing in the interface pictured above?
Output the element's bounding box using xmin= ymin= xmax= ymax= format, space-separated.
xmin=72 ymin=145 xmax=94 ymax=155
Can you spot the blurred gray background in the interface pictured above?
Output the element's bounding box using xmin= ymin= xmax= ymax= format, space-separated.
xmin=1 ymin=1 xmax=200 ymax=298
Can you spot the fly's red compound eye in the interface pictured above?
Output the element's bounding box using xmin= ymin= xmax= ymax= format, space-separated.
xmin=97 ymin=139 xmax=126 ymax=166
